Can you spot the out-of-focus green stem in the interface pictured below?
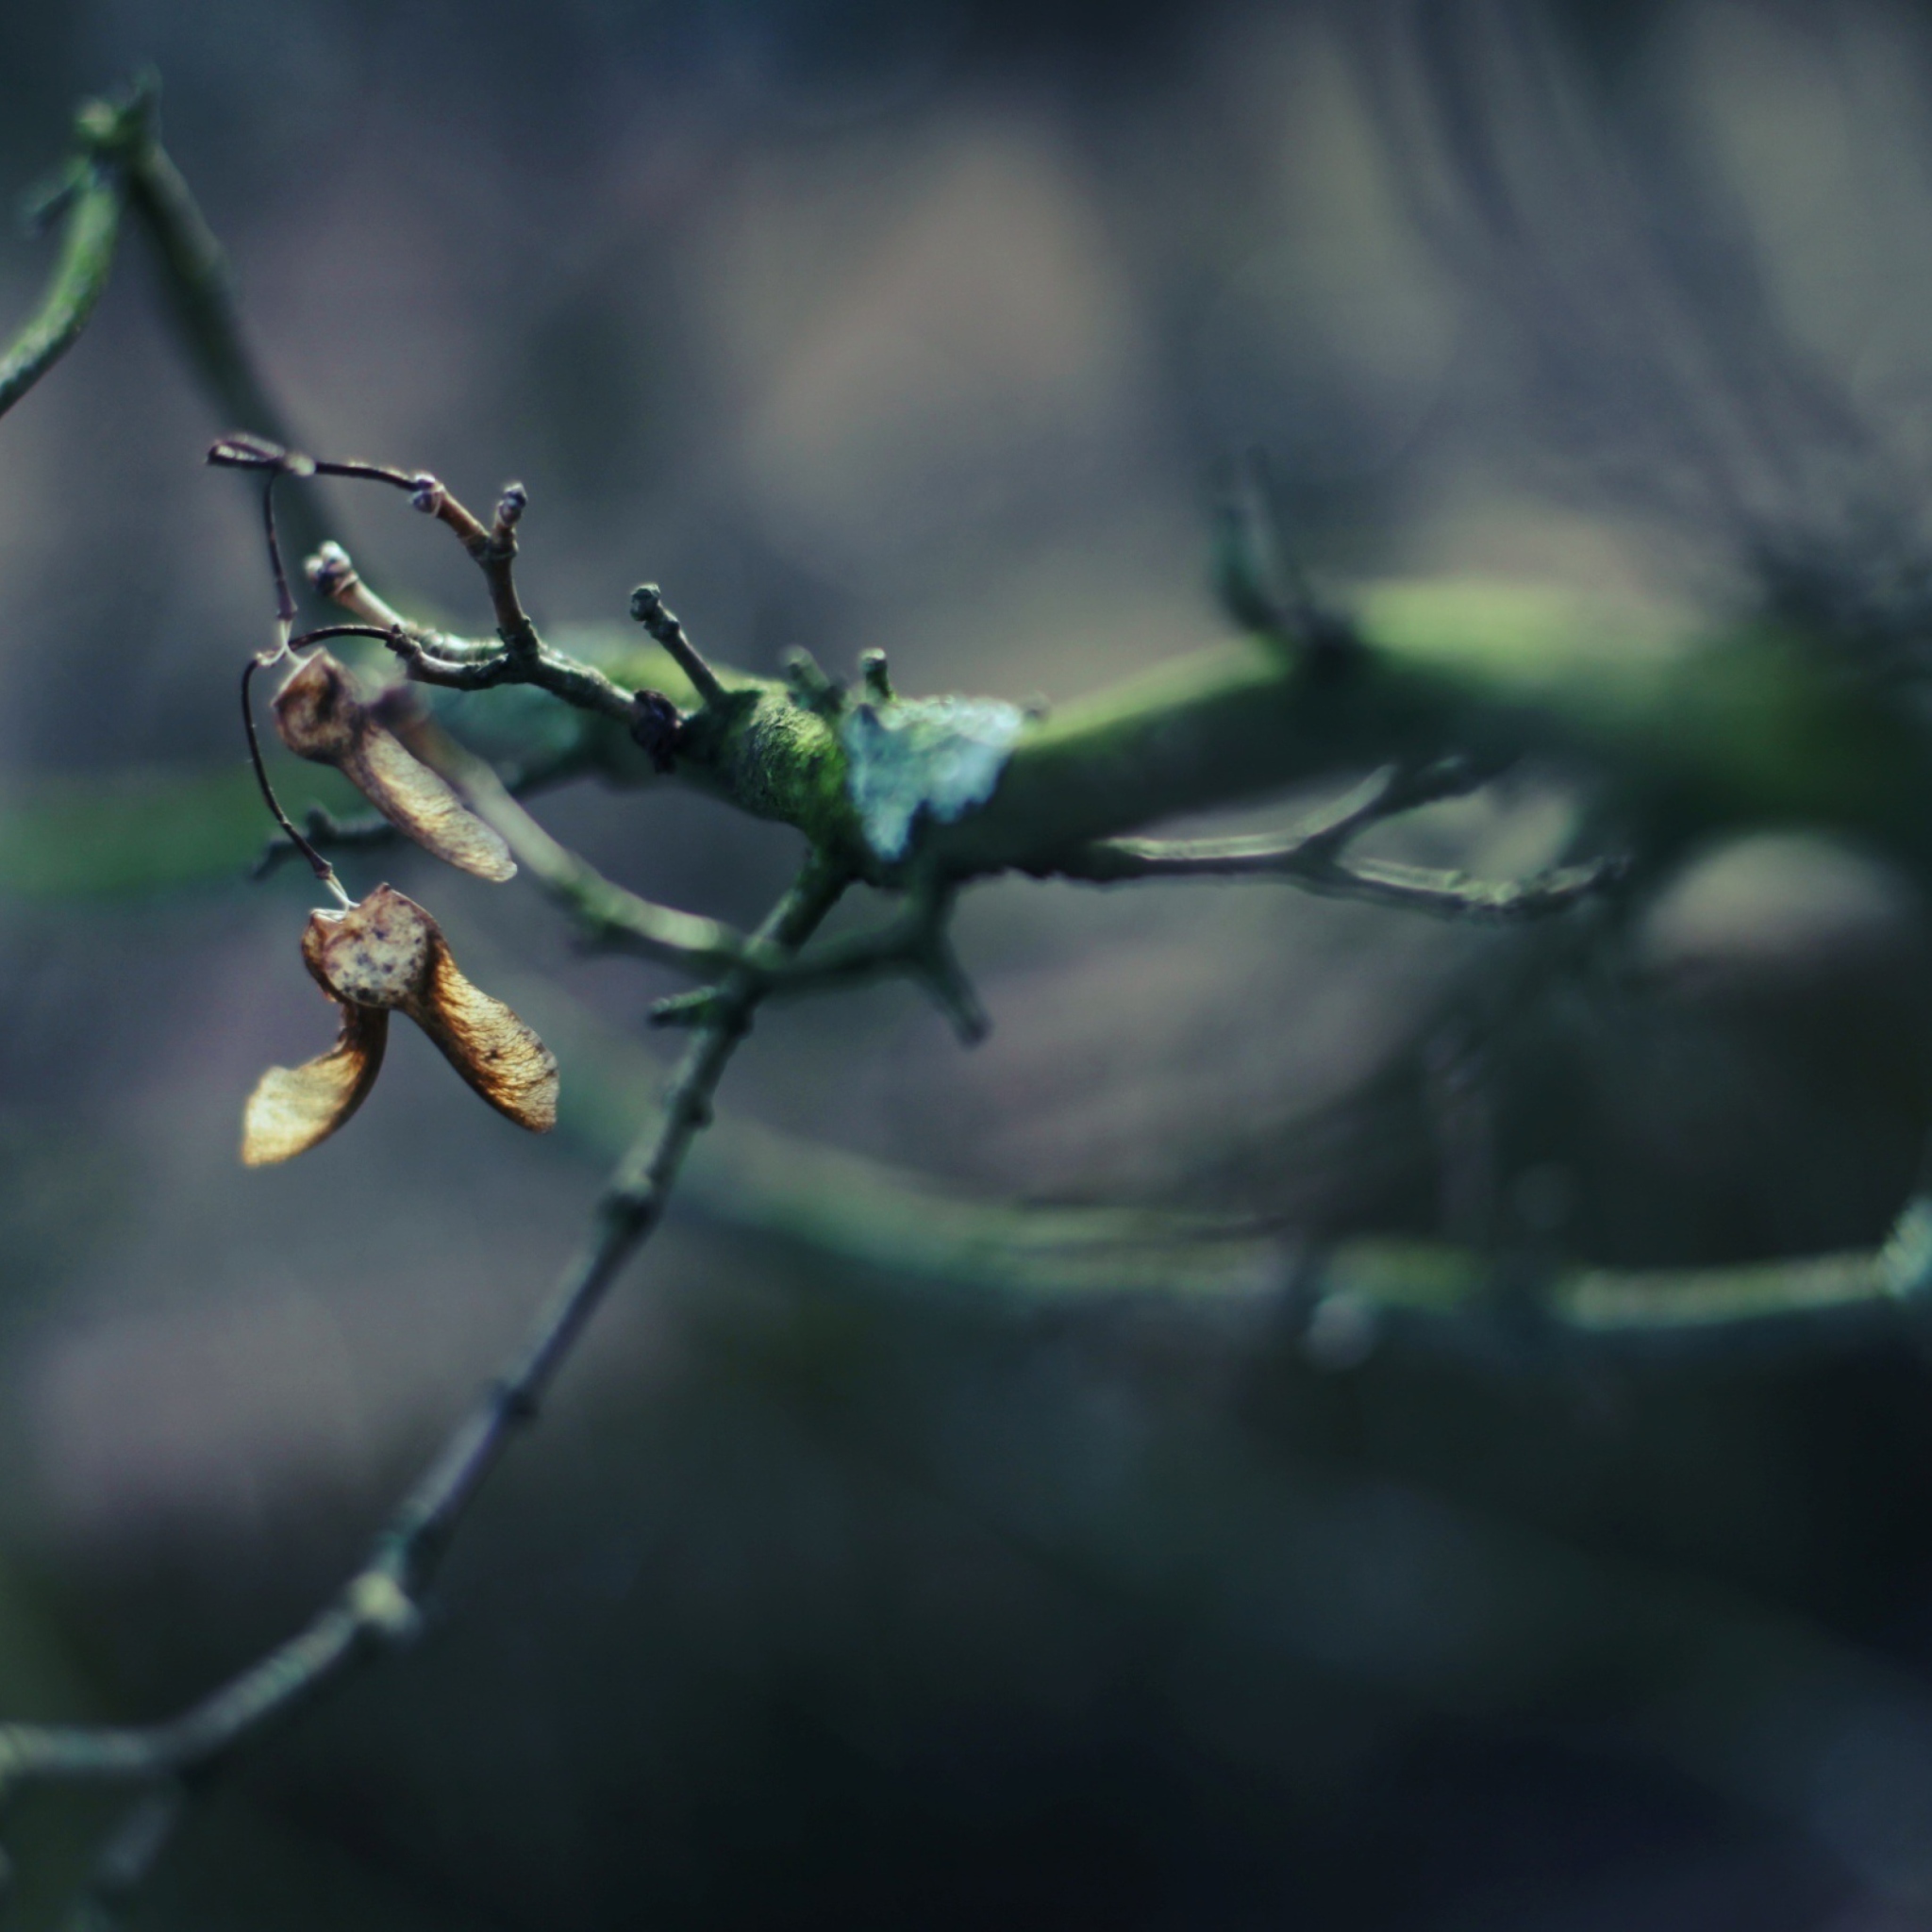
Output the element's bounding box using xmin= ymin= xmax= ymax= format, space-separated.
xmin=119 ymin=135 xmax=291 ymax=449
xmin=1 ymin=75 xmax=320 ymax=556
xmin=445 ymin=586 xmax=1932 ymax=900
xmin=0 ymin=162 xmax=122 ymax=418
xmin=933 ymin=582 xmax=1932 ymax=876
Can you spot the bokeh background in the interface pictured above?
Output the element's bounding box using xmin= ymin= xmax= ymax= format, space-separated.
xmin=8 ymin=0 xmax=1932 ymax=1924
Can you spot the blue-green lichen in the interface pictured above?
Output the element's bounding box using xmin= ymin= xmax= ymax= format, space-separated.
xmin=839 ymin=695 xmax=1027 ymax=862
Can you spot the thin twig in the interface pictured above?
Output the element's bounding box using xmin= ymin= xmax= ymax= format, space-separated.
xmin=238 ymin=653 xmax=344 ymax=904
xmin=1054 ymin=839 xmax=1624 ymax=920
xmin=63 ymin=1782 xmax=188 ymax=1932
xmin=1033 ymin=762 xmax=1625 ymax=923
xmin=250 ymin=802 xmax=403 ymax=877
xmin=650 ymin=872 xmax=989 ymax=1042
xmin=301 ymin=458 xmax=543 ymax=658
xmin=119 ymin=109 xmax=294 ymax=455
xmin=629 ymin=582 xmax=726 ymax=707
xmin=305 ymin=541 xmax=411 ymax=632
xmin=0 ymin=857 xmax=848 ymax=1837
xmin=303 ymin=531 xmax=648 ymax=728
xmin=433 ymin=735 xmax=783 ymax=978
xmin=439 ymin=955 xmax=1932 ymax=1354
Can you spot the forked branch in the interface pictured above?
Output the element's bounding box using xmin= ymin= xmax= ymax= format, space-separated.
xmin=1037 ymin=761 xmax=1626 ymax=922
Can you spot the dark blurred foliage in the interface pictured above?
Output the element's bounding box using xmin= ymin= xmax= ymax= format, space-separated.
xmin=11 ymin=0 xmax=1932 ymax=1926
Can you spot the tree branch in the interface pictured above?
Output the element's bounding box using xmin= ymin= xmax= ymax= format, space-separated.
xmin=649 ymin=870 xmax=989 ymax=1042
xmin=0 ymin=858 xmax=847 ymax=1862
xmin=433 ymin=734 xmax=783 ymax=978
xmin=1026 ymin=760 xmax=1624 ymax=922
xmin=305 ymin=533 xmax=666 ymax=741
xmin=493 ymin=958 xmax=1932 ymax=1355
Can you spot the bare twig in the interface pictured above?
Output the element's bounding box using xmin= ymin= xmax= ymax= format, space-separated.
xmin=1033 ymin=762 xmax=1625 ymax=923
xmin=469 ymin=962 xmax=1932 ymax=1352
xmin=118 ymin=108 xmax=294 ymax=457
xmin=650 ymin=871 xmax=989 ymax=1043
xmin=250 ymin=801 xmax=404 ymax=877
xmin=296 ymin=457 xmax=541 ymax=663
xmin=629 ymin=582 xmax=726 ymax=708
xmin=305 ymin=541 xmax=411 ymax=632
xmin=1211 ymin=447 xmax=1355 ymax=666
xmin=0 ymin=857 xmax=848 ymax=1860
xmin=301 ymin=528 xmax=656 ymax=734
xmin=63 ymin=1782 xmax=188 ymax=1932
xmin=434 ymin=737 xmax=782 ymax=978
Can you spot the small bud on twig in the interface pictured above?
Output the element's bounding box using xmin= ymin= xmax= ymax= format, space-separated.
xmin=306 ymin=541 xmax=356 ymax=600
xmin=408 ymin=473 xmax=445 ymax=516
xmin=627 ymin=582 xmax=726 ymax=707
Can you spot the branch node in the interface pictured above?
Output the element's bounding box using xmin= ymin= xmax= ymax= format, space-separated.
xmin=345 ymin=1572 xmax=423 ymax=1649
xmin=629 ymin=689 xmax=683 ymax=774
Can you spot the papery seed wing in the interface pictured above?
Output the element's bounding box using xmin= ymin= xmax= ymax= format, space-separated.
xmin=405 ymin=935 xmax=558 ymax=1132
xmin=273 ymin=650 xmax=358 ymax=761
xmin=241 ymin=1005 xmax=389 ymax=1166
xmin=342 ymin=727 xmax=516 ymax=883
xmin=275 ymin=651 xmax=514 ymax=883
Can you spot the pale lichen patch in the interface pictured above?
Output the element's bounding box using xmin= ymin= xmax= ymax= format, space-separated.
xmin=839 ymin=694 xmax=1025 ymax=862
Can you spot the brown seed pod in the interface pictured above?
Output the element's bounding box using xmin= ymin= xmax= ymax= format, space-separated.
xmin=242 ymin=885 xmax=558 ymax=1165
xmin=238 ymin=1003 xmax=388 ymax=1168
xmin=273 ymin=651 xmax=515 ymax=883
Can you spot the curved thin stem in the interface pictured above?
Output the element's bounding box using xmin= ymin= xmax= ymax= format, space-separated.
xmin=239 ymin=654 xmax=345 ymax=905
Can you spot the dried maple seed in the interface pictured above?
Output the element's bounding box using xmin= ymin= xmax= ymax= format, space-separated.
xmin=273 ymin=650 xmax=516 ymax=882
xmin=239 ymin=1003 xmax=387 ymax=1168
xmin=242 ymin=885 xmax=558 ymax=1165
